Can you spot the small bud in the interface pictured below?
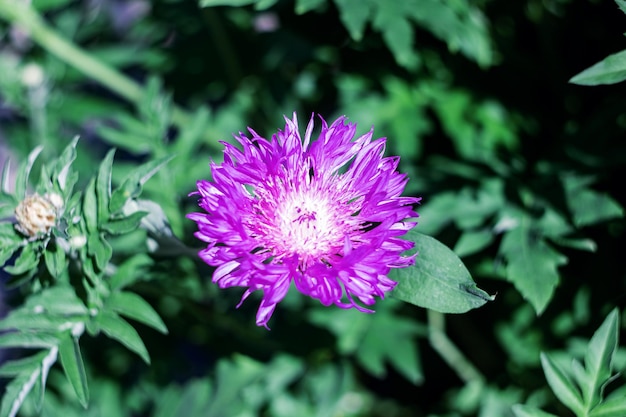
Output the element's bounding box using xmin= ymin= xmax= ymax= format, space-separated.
xmin=15 ymin=194 xmax=57 ymax=237
xmin=44 ymin=192 xmax=64 ymax=212
xmin=69 ymin=235 xmax=87 ymax=249
xmin=21 ymin=63 xmax=45 ymax=88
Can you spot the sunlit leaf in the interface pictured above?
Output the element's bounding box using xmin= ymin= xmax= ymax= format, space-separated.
xmin=540 ymin=352 xmax=584 ymax=415
xmin=106 ymin=291 xmax=168 ymax=334
xmin=570 ymin=49 xmax=626 ymax=86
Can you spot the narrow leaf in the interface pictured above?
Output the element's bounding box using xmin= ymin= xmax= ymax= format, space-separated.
xmin=0 ymin=332 xmax=59 ymax=349
xmin=109 ymin=254 xmax=154 ymax=290
xmin=540 ymin=352 xmax=584 ymax=415
xmin=83 ymin=178 xmax=98 ymax=234
xmin=96 ymin=149 xmax=116 ymax=225
xmin=14 ymin=146 xmax=43 ymax=200
xmin=93 ymin=310 xmax=150 ymax=364
xmin=106 ymin=291 xmax=168 ymax=334
xmin=58 ymin=331 xmax=89 ymax=408
xmin=390 ymin=230 xmax=493 ymax=313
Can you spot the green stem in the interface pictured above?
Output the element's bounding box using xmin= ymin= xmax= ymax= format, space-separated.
xmin=0 ymin=1 xmax=190 ymax=129
xmin=428 ymin=309 xmax=485 ymax=383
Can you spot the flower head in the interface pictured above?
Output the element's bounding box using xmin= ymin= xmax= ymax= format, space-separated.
xmin=188 ymin=114 xmax=421 ymax=328
xmin=15 ymin=193 xmax=62 ymax=238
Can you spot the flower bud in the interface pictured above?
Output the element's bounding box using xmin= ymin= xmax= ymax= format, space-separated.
xmin=15 ymin=194 xmax=58 ymax=237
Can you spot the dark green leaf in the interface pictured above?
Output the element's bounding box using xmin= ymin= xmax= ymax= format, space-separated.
xmin=3 ymin=245 xmax=40 ymax=276
xmin=106 ymin=291 xmax=168 ymax=334
xmin=87 ymin=233 xmax=112 ymax=271
xmin=295 ymin=0 xmax=326 ymax=14
xmin=563 ymin=176 xmax=623 ymax=227
xmin=570 ymin=49 xmax=626 ymax=85
xmin=500 ymin=223 xmax=567 ymax=315
xmin=541 ymin=352 xmax=584 ymax=415
xmin=58 ymin=331 xmax=89 ymax=408
xmin=101 ymin=211 xmax=147 ymax=235
xmin=199 ymin=0 xmax=256 ymax=6
xmin=390 ymin=230 xmax=493 ymax=313
xmin=334 ymin=0 xmax=371 ymax=41
xmin=93 ymin=310 xmax=150 ymax=364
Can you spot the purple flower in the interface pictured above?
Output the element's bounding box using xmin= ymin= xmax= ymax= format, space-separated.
xmin=188 ymin=114 xmax=421 ymax=328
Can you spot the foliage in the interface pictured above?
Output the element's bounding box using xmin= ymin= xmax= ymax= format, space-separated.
xmin=0 ymin=0 xmax=625 ymax=416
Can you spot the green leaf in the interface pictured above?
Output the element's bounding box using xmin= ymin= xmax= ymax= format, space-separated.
xmin=87 ymin=233 xmax=112 ymax=271
xmin=617 ymin=0 xmax=626 ymax=15
xmin=3 ymin=245 xmax=40 ymax=276
xmin=83 ymin=178 xmax=98 ymax=234
xmin=199 ymin=0 xmax=256 ymax=6
xmin=390 ymin=230 xmax=493 ymax=313
xmin=454 ymin=229 xmax=494 ymax=257
xmin=51 ymin=137 xmax=79 ymax=193
xmin=96 ymin=149 xmax=115 ymax=225
xmin=0 ymin=331 xmax=59 ymax=349
xmin=14 ymin=146 xmax=43 ymax=201
xmin=562 ymin=175 xmax=623 ymax=227
xmin=582 ymin=309 xmax=619 ymax=409
xmin=512 ymin=404 xmax=559 ymax=417
xmin=334 ymin=0 xmax=371 ymax=41
xmin=500 ymin=222 xmax=567 ymax=315
xmin=295 ymin=0 xmax=326 ymax=14
xmin=93 ymin=310 xmax=150 ymax=364
xmin=540 ymin=352 xmax=584 ymax=415
xmin=570 ymin=49 xmax=626 ymax=85
xmin=43 ymin=241 xmax=66 ymax=279
xmin=0 ymin=348 xmax=57 ymax=417
xmin=109 ymin=155 xmax=174 ymax=213
xmin=100 ymin=211 xmax=147 ymax=235
xmin=105 ymin=291 xmax=168 ymax=334
xmin=0 ymin=351 xmax=50 ymax=377
xmin=58 ymin=331 xmax=89 ymax=408
xmin=589 ymin=396 xmax=626 ymax=417
xmin=108 ymin=254 xmax=154 ymax=290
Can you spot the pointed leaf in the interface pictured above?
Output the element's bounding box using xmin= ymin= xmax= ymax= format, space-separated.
xmin=96 ymin=149 xmax=116 ymax=225
xmin=101 ymin=211 xmax=147 ymax=235
xmin=83 ymin=178 xmax=98 ymax=234
xmin=540 ymin=352 xmax=584 ymax=415
xmin=14 ymin=146 xmax=43 ymax=200
xmin=583 ymin=309 xmax=619 ymax=408
xmin=93 ymin=310 xmax=150 ymax=364
xmin=58 ymin=330 xmax=89 ymax=408
xmin=0 ymin=332 xmax=59 ymax=349
xmin=501 ymin=224 xmax=567 ymax=314
xmin=109 ymin=155 xmax=174 ymax=213
xmin=52 ymin=137 xmax=79 ymax=192
xmin=0 ymin=351 xmax=50 ymax=377
xmin=106 ymin=291 xmax=168 ymax=334
xmin=3 ymin=245 xmax=40 ymax=276
xmin=589 ymin=396 xmax=626 ymax=417
xmin=108 ymin=254 xmax=153 ymax=290
xmin=390 ymin=231 xmax=493 ymax=313
xmin=570 ymin=49 xmax=626 ymax=86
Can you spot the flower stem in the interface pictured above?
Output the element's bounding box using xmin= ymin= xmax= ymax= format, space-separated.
xmin=428 ymin=309 xmax=485 ymax=384
xmin=0 ymin=1 xmax=190 ymax=130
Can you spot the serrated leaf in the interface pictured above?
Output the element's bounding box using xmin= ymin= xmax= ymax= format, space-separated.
xmin=109 ymin=155 xmax=174 ymax=213
xmin=3 ymin=245 xmax=40 ymax=276
xmin=570 ymin=49 xmax=626 ymax=86
xmin=58 ymin=331 xmax=89 ymax=408
xmin=101 ymin=211 xmax=147 ymax=235
xmin=500 ymin=223 xmax=567 ymax=314
xmin=93 ymin=310 xmax=150 ymax=364
xmin=540 ymin=352 xmax=584 ymax=415
xmin=390 ymin=230 xmax=493 ymax=313
xmin=582 ymin=309 xmax=619 ymax=409
xmin=14 ymin=146 xmax=43 ymax=201
xmin=512 ymin=404 xmax=559 ymax=417
xmin=96 ymin=149 xmax=116 ymax=225
xmin=106 ymin=291 xmax=168 ymax=334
